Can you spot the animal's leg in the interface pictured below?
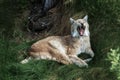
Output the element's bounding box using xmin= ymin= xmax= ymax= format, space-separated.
xmin=58 ymin=53 xmax=72 ymax=65
xmin=48 ymin=40 xmax=72 ymax=64
xmin=41 ymin=53 xmax=72 ymax=65
xmin=84 ymin=58 xmax=92 ymax=63
xmin=20 ymin=57 xmax=32 ymax=64
xmin=69 ymin=55 xmax=88 ymax=67
xmin=30 ymin=51 xmax=72 ymax=65
xmin=84 ymin=47 xmax=94 ymax=63
xmin=50 ymin=53 xmax=72 ymax=65
xmin=85 ymin=47 xmax=94 ymax=58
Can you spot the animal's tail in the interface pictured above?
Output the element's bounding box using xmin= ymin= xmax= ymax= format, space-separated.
xmin=20 ymin=57 xmax=32 ymax=64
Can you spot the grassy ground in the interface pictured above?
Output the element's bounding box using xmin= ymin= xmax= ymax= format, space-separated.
xmin=0 ymin=0 xmax=120 ymax=80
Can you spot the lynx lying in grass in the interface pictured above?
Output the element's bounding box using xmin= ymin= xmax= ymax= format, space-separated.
xmin=21 ymin=15 xmax=94 ymax=67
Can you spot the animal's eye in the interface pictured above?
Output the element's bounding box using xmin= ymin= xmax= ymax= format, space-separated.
xmin=81 ymin=24 xmax=85 ymax=29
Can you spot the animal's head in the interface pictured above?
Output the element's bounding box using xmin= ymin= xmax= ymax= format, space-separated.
xmin=70 ymin=15 xmax=90 ymax=38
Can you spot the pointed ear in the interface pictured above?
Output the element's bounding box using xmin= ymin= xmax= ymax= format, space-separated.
xmin=83 ymin=15 xmax=88 ymax=21
xmin=70 ymin=18 xmax=75 ymax=24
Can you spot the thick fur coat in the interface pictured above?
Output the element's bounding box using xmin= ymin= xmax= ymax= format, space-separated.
xmin=21 ymin=15 xmax=94 ymax=67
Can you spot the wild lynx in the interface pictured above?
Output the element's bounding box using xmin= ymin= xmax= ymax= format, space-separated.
xmin=21 ymin=15 xmax=94 ymax=67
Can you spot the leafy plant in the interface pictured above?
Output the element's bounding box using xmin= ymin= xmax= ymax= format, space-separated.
xmin=107 ymin=48 xmax=120 ymax=80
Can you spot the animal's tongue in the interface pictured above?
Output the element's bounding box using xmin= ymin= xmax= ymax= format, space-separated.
xmin=80 ymin=29 xmax=84 ymax=36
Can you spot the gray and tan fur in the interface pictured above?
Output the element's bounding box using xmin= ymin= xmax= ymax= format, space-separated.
xmin=21 ymin=15 xmax=94 ymax=67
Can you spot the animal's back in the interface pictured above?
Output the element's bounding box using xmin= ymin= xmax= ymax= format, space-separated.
xmin=29 ymin=36 xmax=71 ymax=56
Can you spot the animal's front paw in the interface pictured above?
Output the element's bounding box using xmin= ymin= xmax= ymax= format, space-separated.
xmin=84 ymin=58 xmax=92 ymax=63
xmin=77 ymin=62 xmax=88 ymax=68
xmin=83 ymin=63 xmax=88 ymax=68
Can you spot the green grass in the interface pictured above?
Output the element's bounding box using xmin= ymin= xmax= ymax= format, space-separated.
xmin=0 ymin=0 xmax=120 ymax=80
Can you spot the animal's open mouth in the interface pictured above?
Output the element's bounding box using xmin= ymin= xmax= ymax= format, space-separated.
xmin=77 ymin=25 xmax=85 ymax=36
